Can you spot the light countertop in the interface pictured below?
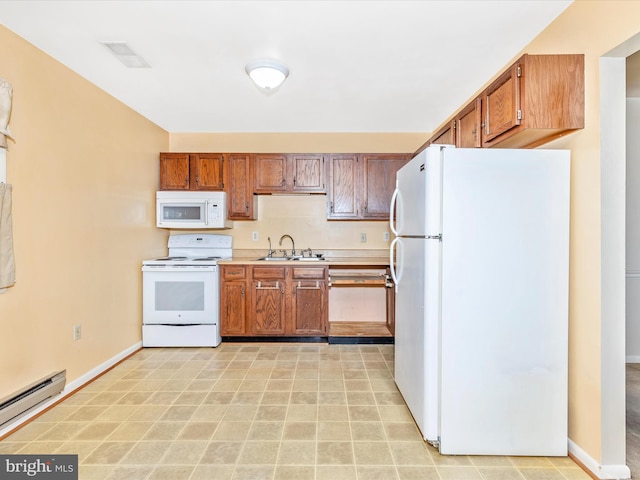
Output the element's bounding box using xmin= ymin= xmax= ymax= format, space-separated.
xmin=219 ymin=249 xmax=390 ymax=267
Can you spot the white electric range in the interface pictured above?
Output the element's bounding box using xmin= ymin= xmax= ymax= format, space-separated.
xmin=142 ymin=234 xmax=232 ymax=347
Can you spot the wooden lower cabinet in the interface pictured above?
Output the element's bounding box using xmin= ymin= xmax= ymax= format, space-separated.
xmin=251 ymin=267 xmax=287 ymax=335
xmin=220 ymin=265 xmax=247 ymax=335
xmin=385 ymin=267 xmax=395 ymax=336
xmin=220 ymin=264 xmax=328 ymax=337
xmin=291 ymin=267 xmax=327 ymax=335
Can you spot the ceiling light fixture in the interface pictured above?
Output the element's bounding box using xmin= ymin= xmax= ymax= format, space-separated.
xmin=245 ymin=60 xmax=289 ymax=91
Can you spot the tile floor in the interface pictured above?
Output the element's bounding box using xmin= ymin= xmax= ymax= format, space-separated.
xmin=0 ymin=344 xmax=591 ymax=480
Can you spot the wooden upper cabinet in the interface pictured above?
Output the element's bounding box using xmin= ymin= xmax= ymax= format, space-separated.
xmin=159 ymin=153 xmax=190 ymax=190
xmin=482 ymin=54 xmax=585 ymax=148
xmin=254 ymin=153 xmax=326 ymax=193
xmin=431 ymin=121 xmax=456 ymax=146
xmin=254 ymin=154 xmax=287 ymax=193
xmin=190 ymin=153 xmax=224 ymax=190
xmin=361 ymin=154 xmax=410 ymax=219
xmin=159 ymin=152 xmax=224 ymax=190
xmin=414 ymin=121 xmax=455 ymax=157
xmin=290 ymin=154 xmax=325 ymax=193
xmin=415 ymin=53 xmax=585 ymax=155
xmin=225 ymin=153 xmax=257 ymax=220
xmin=327 ymin=154 xmax=360 ymax=219
xmin=327 ymin=154 xmax=410 ymax=220
xmin=483 ymin=64 xmax=520 ymax=143
xmin=456 ymin=98 xmax=482 ymax=148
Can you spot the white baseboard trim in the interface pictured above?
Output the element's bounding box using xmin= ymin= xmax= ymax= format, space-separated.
xmin=0 ymin=342 xmax=142 ymax=438
xmin=569 ymin=439 xmax=631 ymax=479
xmin=626 ymin=355 xmax=640 ymax=363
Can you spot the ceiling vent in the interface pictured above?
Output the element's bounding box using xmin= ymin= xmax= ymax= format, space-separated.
xmin=100 ymin=41 xmax=150 ymax=68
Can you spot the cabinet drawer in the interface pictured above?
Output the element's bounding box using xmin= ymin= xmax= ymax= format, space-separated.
xmin=222 ymin=265 xmax=246 ymax=279
xmin=292 ymin=267 xmax=327 ymax=280
xmin=252 ymin=267 xmax=286 ymax=280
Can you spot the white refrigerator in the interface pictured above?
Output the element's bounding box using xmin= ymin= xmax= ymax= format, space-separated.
xmin=389 ymin=144 xmax=570 ymax=455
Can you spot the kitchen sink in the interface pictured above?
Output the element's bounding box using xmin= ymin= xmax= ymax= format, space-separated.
xmin=255 ymin=256 xmax=325 ymax=262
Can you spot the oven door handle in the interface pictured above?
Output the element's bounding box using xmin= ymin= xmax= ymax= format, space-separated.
xmin=154 ymin=323 xmax=202 ymax=327
xmin=142 ymin=265 xmax=217 ymax=272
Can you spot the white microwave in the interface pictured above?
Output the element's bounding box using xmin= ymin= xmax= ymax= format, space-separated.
xmin=156 ymin=191 xmax=232 ymax=229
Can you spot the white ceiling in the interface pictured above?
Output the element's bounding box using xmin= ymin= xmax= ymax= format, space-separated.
xmin=0 ymin=1 xmax=572 ymax=133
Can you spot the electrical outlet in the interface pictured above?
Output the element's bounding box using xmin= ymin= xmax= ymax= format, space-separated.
xmin=383 ymin=232 xmax=390 ymax=242
xmin=360 ymin=233 xmax=367 ymax=243
xmin=73 ymin=324 xmax=82 ymax=341
xmin=252 ymin=231 xmax=259 ymax=241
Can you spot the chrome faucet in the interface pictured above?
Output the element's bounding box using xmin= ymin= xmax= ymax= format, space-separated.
xmin=279 ymin=234 xmax=296 ymax=257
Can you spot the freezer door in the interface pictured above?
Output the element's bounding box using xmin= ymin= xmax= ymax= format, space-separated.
xmin=438 ymin=148 xmax=570 ymax=455
xmin=393 ymin=145 xmax=444 ymax=237
xmin=393 ymin=236 xmax=441 ymax=443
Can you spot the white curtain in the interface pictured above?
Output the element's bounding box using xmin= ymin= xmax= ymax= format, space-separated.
xmin=0 ymin=77 xmax=13 ymax=290
xmin=0 ymin=183 xmax=14 ymax=289
xmin=0 ymin=78 xmax=13 ymax=149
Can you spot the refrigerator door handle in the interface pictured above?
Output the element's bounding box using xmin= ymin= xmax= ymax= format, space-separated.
xmin=389 ymin=236 xmax=401 ymax=293
xmin=389 ymin=187 xmax=399 ymax=236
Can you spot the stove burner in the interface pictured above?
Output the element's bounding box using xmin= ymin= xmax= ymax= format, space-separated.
xmin=193 ymin=256 xmax=221 ymax=261
xmin=155 ymin=256 xmax=187 ymax=261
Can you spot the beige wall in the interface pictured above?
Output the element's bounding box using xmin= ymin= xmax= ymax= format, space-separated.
xmin=524 ymin=0 xmax=640 ymax=463
xmin=0 ymin=26 xmax=169 ymax=397
xmin=169 ymin=133 xmax=426 ymax=251
xmin=170 ymin=132 xmax=426 ymax=154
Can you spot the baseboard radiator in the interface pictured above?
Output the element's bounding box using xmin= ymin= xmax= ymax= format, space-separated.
xmin=0 ymin=370 xmax=66 ymax=426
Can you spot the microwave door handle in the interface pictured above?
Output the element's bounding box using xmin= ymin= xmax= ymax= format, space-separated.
xmin=204 ymin=201 xmax=209 ymax=226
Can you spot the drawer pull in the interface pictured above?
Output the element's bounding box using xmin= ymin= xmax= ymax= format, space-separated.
xmin=295 ymin=281 xmax=321 ymax=290
xmin=257 ymin=281 xmax=280 ymax=290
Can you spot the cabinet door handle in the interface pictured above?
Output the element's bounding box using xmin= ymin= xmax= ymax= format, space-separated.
xmin=257 ymin=281 xmax=280 ymax=290
xmin=195 ymin=176 xmax=200 ymax=185
xmin=295 ymin=281 xmax=321 ymax=290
